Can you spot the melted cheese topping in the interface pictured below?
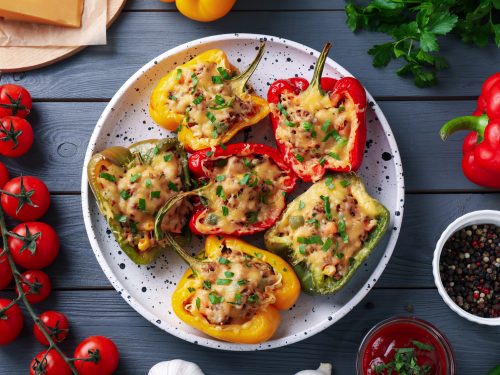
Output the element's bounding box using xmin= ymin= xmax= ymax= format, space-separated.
xmin=195 ymin=154 xmax=289 ymax=234
xmin=271 ymin=88 xmax=360 ymax=180
xmin=273 ymin=177 xmax=379 ymax=279
xmin=168 ymin=61 xmax=256 ymax=140
xmin=185 ymin=248 xmax=281 ymax=325
xmin=96 ymin=151 xmax=190 ymax=250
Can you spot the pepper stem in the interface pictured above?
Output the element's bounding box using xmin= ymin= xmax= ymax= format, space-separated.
xmin=309 ymin=42 xmax=332 ymax=95
xmin=230 ymin=42 xmax=266 ymax=93
xmin=440 ymin=114 xmax=489 ymax=141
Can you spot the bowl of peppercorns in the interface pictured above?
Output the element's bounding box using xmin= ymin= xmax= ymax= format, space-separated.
xmin=433 ymin=210 xmax=500 ymax=326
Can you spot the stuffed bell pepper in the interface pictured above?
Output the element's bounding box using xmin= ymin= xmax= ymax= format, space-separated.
xmin=149 ymin=44 xmax=269 ymax=151
xmin=154 ymin=143 xmax=297 ymax=237
xmin=264 ymin=173 xmax=389 ymax=295
xmin=268 ymin=43 xmax=367 ymax=182
xmin=164 ymin=234 xmax=300 ymax=344
xmin=87 ymin=138 xmax=191 ymax=264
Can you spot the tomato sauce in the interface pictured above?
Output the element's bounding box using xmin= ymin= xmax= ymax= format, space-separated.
xmin=361 ymin=320 xmax=452 ymax=375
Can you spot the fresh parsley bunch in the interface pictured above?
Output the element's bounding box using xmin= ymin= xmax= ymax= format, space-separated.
xmin=346 ymin=0 xmax=500 ymax=87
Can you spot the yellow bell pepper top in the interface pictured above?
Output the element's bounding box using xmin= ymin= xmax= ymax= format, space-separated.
xmin=172 ymin=235 xmax=301 ymax=344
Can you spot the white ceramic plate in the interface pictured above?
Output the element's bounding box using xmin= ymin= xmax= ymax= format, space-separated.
xmin=81 ymin=34 xmax=405 ymax=351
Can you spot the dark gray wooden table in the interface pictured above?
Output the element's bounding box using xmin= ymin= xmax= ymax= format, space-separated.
xmin=1 ymin=1 xmax=499 ymax=373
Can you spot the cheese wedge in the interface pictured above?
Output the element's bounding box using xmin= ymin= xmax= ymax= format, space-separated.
xmin=0 ymin=0 xmax=84 ymax=28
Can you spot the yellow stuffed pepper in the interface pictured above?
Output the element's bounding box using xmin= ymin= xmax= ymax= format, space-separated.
xmin=161 ymin=0 xmax=236 ymax=22
xmin=164 ymin=235 xmax=301 ymax=344
xmin=149 ymin=44 xmax=269 ymax=152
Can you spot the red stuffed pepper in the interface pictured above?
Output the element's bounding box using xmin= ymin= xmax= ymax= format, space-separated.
xmin=440 ymin=72 xmax=500 ymax=188
xmin=267 ymin=42 xmax=367 ymax=182
xmin=155 ymin=143 xmax=297 ymax=238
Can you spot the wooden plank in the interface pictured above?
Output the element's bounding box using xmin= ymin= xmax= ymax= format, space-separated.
xmin=1 ymin=101 xmax=489 ymax=193
xmin=5 ymin=193 xmax=498 ymax=290
xmin=126 ymin=0 xmax=345 ymax=11
xmin=0 ymin=12 xmax=497 ymax=98
xmin=0 ymin=289 xmax=498 ymax=374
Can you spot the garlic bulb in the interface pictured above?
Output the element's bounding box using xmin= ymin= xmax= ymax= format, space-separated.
xmin=149 ymin=359 xmax=205 ymax=375
xmin=295 ymin=363 xmax=332 ymax=375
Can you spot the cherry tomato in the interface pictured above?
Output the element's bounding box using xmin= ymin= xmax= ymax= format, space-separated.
xmin=18 ymin=270 xmax=51 ymax=304
xmin=74 ymin=336 xmax=119 ymax=375
xmin=1 ymin=176 xmax=50 ymax=221
xmin=0 ymin=84 xmax=32 ymax=118
xmin=0 ymin=116 xmax=34 ymax=157
xmin=30 ymin=349 xmax=72 ymax=375
xmin=0 ymin=162 xmax=10 ymax=188
xmin=9 ymin=222 xmax=60 ymax=269
xmin=0 ymin=298 xmax=24 ymax=345
xmin=0 ymin=254 xmax=13 ymax=290
xmin=33 ymin=311 xmax=69 ymax=346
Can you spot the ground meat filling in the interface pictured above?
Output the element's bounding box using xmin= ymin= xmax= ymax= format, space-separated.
xmin=195 ymin=153 xmax=289 ymax=234
xmin=95 ymin=150 xmax=190 ymax=251
xmin=186 ymin=247 xmax=282 ymax=325
xmin=168 ymin=61 xmax=257 ymax=140
xmin=272 ymin=89 xmax=358 ymax=177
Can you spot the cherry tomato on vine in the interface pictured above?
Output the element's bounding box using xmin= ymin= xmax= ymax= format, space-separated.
xmin=74 ymin=336 xmax=119 ymax=375
xmin=1 ymin=176 xmax=50 ymax=222
xmin=18 ymin=270 xmax=51 ymax=304
xmin=0 ymin=84 xmax=32 ymax=118
xmin=0 ymin=254 xmax=12 ymax=290
xmin=0 ymin=116 xmax=34 ymax=158
xmin=30 ymin=349 xmax=72 ymax=375
xmin=0 ymin=162 xmax=10 ymax=189
xmin=33 ymin=311 xmax=69 ymax=346
xmin=0 ymin=298 xmax=24 ymax=345
xmin=9 ymin=222 xmax=60 ymax=269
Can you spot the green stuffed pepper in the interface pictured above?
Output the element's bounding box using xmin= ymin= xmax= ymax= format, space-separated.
xmin=87 ymin=138 xmax=191 ymax=264
xmin=264 ymin=173 xmax=389 ymax=295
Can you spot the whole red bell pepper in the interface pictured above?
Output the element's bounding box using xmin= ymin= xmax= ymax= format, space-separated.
xmin=440 ymin=72 xmax=500 ymax=188
xmin=154 ymin=143 xmax=297 ymax=238
xmin=267 ymin=42 xmax=367 ymax=182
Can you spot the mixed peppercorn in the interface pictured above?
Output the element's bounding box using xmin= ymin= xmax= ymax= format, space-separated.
xmin=439 ymin=224 xmax=500 ymax=318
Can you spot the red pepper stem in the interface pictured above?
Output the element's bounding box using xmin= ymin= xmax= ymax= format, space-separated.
xmin=440 ymin=114 xmax=489 ymax=141
xmin=230 ymin=42 xmax=266 ymax=93
xmin=308 ymin=42 xmax=332 ymax=95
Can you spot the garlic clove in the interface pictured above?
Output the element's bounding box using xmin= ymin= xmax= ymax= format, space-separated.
xmin=295 ymin=363 xmax=332 ymax=375
xmin=149 ymin=359 xmax=205 ymax=375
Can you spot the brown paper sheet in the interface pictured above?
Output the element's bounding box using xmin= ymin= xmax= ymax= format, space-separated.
xmin=0 ymin=0 xmax=107 ymax=47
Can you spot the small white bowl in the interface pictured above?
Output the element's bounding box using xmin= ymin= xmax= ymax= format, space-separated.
xmin=433 ymin=210 xmax=500 ymax=326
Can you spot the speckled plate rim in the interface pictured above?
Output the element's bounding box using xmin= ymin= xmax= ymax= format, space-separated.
xmin=81 ymin=33 xmax=405 ymax=351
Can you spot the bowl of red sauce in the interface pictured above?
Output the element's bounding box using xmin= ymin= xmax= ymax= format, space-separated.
xmin=357 ymin=317 xmax=455 ymax=375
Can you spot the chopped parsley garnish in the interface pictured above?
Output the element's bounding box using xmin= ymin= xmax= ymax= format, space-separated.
xmin=203 ymin=280 xmax=212 ymax=289
xmin=340 ymin=179 xmax=351 ymax=187
xmin=286 ymin=120 xmax=296 ymax=127
xmin=265 ymin=179 xmax=273 ymax=185
xmin=130 ymin=222 xmax=137 ymax=235
xmin=218 ymin=257 xmax=230 ymax=265
xmin=321 ymin=119 xmax=331 ymax=132
xmin=246 ymin=211 xmax=258 ymax=224
xmin=338 ymin=214 xmax=349 ymax=243
xmin=145 ymin=179 xmax=152 ymax=188
xmin=306 ymin=218 xmax=320 ymax=228
xmin=222 ymin=206 xmax=229 ymax=216
xmin=374 ymin=346 xmax=433 ymax=375
xmin=168 ymin=93 xmax=177 ymax=101
xmin=302 ymin=122 xmax=313 ymax=131
xmin=242 ymin=157 xmax=253 ymax=169
xmin=239 ymin=172 xmax=251 ymax=185
xmin=321 ymin=195 xmax=333 ymax=220
xmin=338 ymin=105 xmax=345 ymax=112
xmin=295 ymin=154 xmax=305 ymax=162
xmin=319 ymin=157 xmax=327 ymax=166
xmin=187 ymin=287 xmax=195 ymax=293
xmin=215 ymin=174 xmax=225 ymax=182
xmin=322 ymin=129 xmax=341 ymax=142
xmin=219 ymin=143 xmax=227 ymax=150
xmin=208 ymin=292 xmax=224 ymax=305
xmin=138 ymin=198 xmax=146 ymax=211
xmin=207 ymin=214 xmax=219 ymax=225
xmin=193 ymin=94 xmax=204 ymax=105
xmin=349 ymin=257 xmax=355 ymax=265
xmin=216 ymin=185 xmax=226 ymax=199
xmin=214 ymin=94 xmax=226 ymax=105
xmin=99 ymin=172 xmax=116 ymax=182
xmin=298 ymin=201 xmax=305 ymax=210
xmin=130 ymin=173 xmax=141 ymax=183
xmin=211 ymin=129 xmax=218 ymax=139
xmin=216 ymin=278 xmax=232 ymax=285
xmin=120 ymin=190 xmax=130 ymax=200
xmin=232 ymin=293 xmax=242 ymax=305
xmin=195 ymin=297 xmax=201 ymax=309
xmin=299 ymin=244 xmax=307 ymax=255
xmin=328 ymin=152 xmax=340 ymax=160
xmin=175 ymin=68 xmax=182 ymax=81
xmin=254 ymin=252 xmax=263 ymax=258
xmin=168 ymin=181 xmax=179 ymax=192
xmin=217 ymin=67 xmax=231 ymax=80
xmin=297 ymin=235 xmax=323 ymax=245
xmin=150 ymin=191 xmax=161 ymax=199
xmin=190 ymin=73 xmax=199 ymax=93
xmin=206 ymin=112 xmax=216 ymax=123
xmin=321 ymin=238 xmax=333 ymax=252
xmin=163 ymin=153 xmax=173 ymax=162
xmin=247 ymin=294 xmax=259 ymax=304
xmin=224 ymin=271 xmax=234 ymax=278
xmin=237 ymin=279 xmax=248 ymax=285
xmin=115 ymin=214 xmax=127 ymax=223
xmin=205 ymin=150 xmax=215 ymax=157
xmin=336 ymin=252 xmax=344 ymax=259
xmin=277 ymin=103 xmax=288 ymax=116
xmin=325 ymin=176 xmax=335 ymax=189
xmin=212 ymin=75 xmax=223 ymax=84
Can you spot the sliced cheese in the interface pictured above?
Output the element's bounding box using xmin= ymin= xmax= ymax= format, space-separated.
xmin=0 ymin=0 xmax=84 ymax=28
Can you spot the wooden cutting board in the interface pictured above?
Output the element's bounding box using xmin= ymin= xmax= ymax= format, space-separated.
xmin=0 ymin=0 xmax=127 ymax=72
